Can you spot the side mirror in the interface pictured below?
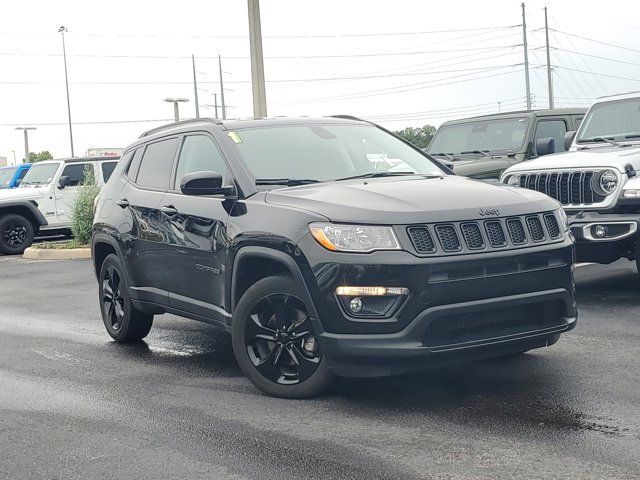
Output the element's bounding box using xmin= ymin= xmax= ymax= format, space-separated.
xmin=180 ymin=170 xmax=235 ymax=196
xmin=564 ymin=131 xmax=577 ymax=151
xmin=58 ymin=175 xmax=70 ymax=189
xmin=535 ymin=137 xmax=556 ymax=157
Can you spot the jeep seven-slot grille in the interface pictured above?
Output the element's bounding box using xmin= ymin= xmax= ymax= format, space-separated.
xmin=518 ymin=171 xmax=607 ymax=206
xmin=485 ymin=221 xmax=507 ymax=247
xmin=461 ymin=223 xmax=484 ymax=250
xmin=435 ymin=225 xmax=461 ymax=252
xmin=526 ymin=216 xmax=545 ymax=242
xmin=406 ymin=211 xmax=563 ymax=256
xmin=406 ymin=226 xmax=435 ymax=253
xmin=506 ymin=218 xmax=527 ymax=245
xmin=544 ymin=214 xmax=561 ymax=239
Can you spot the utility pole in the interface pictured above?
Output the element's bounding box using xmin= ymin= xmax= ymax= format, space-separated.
xmin=59 ymin=26 xmax=75 ymax=157
xmin=521 ymin=3 xmax=531 ymax=110
xmin=164 ymin=98 xmax=189 ymax=122
xmin=218 ymin=55 xmax=227 ymax=119
xmin=247 ymin=0 xmax=267 ymax=117
xmin=192 ymin=55 xmax=200 ymax=118
xmin=15 ymin=127 xmax=36 ymax=163
xmin=214 ymin=93 xmax=219 ymax=119
xmin=544 ymin=7 xmax=554 ymax=109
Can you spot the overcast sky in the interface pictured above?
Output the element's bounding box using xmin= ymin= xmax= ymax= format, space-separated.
xmin=1 ymin=0 xmax=640 ymax=163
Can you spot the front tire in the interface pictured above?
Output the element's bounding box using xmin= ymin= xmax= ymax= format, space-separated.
xmin=0 ymin=214 xmax=34 ymax=254
xmin=98 ymin=254 xmax=153 ymax=342
xmin=232 ymin=276 xmax=332 ymax=398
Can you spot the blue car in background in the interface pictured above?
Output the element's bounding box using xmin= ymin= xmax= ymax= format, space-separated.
xmin=0 ymin=164 xmax=31 ymax=189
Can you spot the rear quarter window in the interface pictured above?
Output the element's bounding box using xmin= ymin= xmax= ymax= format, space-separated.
xmin=135 ymin=137 xmax=179 ymax=190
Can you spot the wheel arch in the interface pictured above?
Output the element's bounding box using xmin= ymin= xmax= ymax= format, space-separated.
xmin=92 ymin=233 xmax=127 ymax=281
xmin=230 ymin=246 xmax=319 ymax=319
xmin=0 ymin=201 xmax=47 ymax=229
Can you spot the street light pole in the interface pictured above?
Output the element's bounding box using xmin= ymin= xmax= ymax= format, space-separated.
xmin=247 ymin=0 xmax=267 ymax=117
xmin=192 ymin=55 xmax=200 ymax=118
xmin=59 ymin=26 xmax=75 ymax=157
xmin=164 ymin=98 xmax=189 ymax=123
xmin=15 ymin=127 xmax=36 ymax=163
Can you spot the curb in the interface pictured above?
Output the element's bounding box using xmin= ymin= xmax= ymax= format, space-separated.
xmin=23 ymin=247 xmax=92 ymax=260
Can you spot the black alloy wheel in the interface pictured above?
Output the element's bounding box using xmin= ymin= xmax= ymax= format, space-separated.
xmin=232 ymin=276 xmax=332 ymax=398
xmin=245 ymin=293 xmax=321 ymax=385
xmin=0 ymin=214 xmax=35 ymax=254
xmin=102 ymin=265 xmax=125 ymax=332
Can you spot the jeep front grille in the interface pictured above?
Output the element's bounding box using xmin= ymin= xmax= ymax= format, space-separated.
xmin=518 ymin=171 xmax=606 ymax=206
xmin=406 ymin=211 xmax=563 ymax=256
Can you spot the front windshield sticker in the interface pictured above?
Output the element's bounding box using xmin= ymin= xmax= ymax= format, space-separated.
xmin=228 ymin=131 xmax=242 ymax=144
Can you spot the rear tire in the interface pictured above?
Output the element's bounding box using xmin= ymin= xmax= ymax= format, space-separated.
xmin=0 ymin=214 xmax=34 ymax=254
xmin=98 ymin=254 xmax=153 ymax=342
xmin=232 ymin=276 xmax=332 ymax=398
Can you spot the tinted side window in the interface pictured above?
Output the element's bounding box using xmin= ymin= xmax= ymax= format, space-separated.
xmin=136 ymin=138 xmax=178 ymax=189
xmin=101 ymin=162 xmax=118 ymax=183
xmin=174 ymin=135 xmax=229 ymax=189
xmin=126 ymin=148 xmax=143 ymax=181
xmin=535 ymin=120 xmax=567 ymax=153
xmin=61 ymin=163 xmax=94 ymax=187
xmin=17 ymin=168 xmax=29 ymax=183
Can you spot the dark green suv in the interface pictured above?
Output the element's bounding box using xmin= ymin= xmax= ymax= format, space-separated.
xmin=428 ymin=108 xmax=586 ymax=179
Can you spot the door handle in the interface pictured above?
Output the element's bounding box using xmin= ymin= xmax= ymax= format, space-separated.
xmin=116 ymin=198 xmax=130 ymax=209
xmin=160 ymin=205 xmax=179 ymax=217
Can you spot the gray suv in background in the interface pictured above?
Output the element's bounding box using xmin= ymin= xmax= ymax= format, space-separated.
xmin=428 ymin=108 xmax=586 ymax=179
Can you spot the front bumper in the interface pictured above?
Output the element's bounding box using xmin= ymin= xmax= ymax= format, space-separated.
xmin=568 ymin=211 xmax=639 ymax=263
xmin=315 ymin=288 xmax=576 ymax=377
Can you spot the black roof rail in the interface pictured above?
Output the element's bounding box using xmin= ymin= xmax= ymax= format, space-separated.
xmin=328 ymin=114 xmax=370 ymax=123
xmin=139 ymin=118 xmax=224 ymax=138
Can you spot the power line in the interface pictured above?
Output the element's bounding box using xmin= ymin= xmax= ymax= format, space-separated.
xmin=539 ymin=46 xmax=640 ymax=69
xmin=549 ymin=65 xmax=640 ymax=84
xmin=0 ymin=118 xmax=173 ymax=127
xmin=0 ymin=25 xmax=520 ymax=40
xmin=550 ymin=28 xmax=640 ymax=54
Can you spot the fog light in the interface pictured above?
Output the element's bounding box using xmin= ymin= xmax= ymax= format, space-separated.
xmin=349 ymin=297 xmax=363 ymax=313
xmin=594 ymin=225 xmax=607 ymax=238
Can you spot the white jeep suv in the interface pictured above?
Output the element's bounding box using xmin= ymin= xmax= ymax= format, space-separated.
xmin=0 ymin=156 xmax=118 ymax=254
xmin=500 ymin=91 xmax=640 ymax=269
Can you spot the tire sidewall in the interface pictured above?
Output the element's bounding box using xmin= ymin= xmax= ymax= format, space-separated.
xmin=98 ymin=254 xmax=134 ymax=342
xmin=0 ymin=214 xmax=35 ymax=254
xmin=231 ymin=276 xmax=332 ymax=399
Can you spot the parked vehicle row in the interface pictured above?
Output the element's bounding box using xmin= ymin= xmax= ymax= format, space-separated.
xmin=500 ymin=91 xmax=640 ymax=270
xmin=0 ymin=157 xmax=118 ymax=254
xmin=0 ymin=163 xmax=31 ymax=189
xmin=92 ymin=116 xmax=576 ymax=398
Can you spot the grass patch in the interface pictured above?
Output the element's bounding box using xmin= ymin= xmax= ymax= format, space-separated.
xmin=31 ymin=240 xmax=89 ymax=250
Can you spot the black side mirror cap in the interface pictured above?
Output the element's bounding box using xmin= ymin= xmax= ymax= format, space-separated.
xmin=535 ymin=137 xmax=556 ymax=157
xmin=180 ymin=170 xmax=235 ymax=197
xmin=58 ymin=175 xmax=70 ymax=189
xmin=564 ymin=131 xmax=577 ymax=151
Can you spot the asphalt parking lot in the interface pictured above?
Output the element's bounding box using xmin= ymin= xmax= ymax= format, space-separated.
xmin=0 ymin=257 xmax=638 ymax=479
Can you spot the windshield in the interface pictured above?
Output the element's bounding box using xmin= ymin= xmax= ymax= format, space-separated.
xmin=228 ymin=123 xmax=444 ymax=182
xmin=0 ymin=167 xmax=17 ymax=188
xmin=20 ymin=162 xmax=60 ymax=186
xmin=428 ymin=117 xmax=530 ymax=156
xmin=577 ymin=98 xmax=640 ymax=143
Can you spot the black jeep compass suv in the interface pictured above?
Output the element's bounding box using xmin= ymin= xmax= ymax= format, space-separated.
xmin=92 ymin=116 xmax=577 ymax=398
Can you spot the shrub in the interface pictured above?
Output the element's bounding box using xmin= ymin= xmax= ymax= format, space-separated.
xmin=71 ymin=169 xmax=100 ymax=245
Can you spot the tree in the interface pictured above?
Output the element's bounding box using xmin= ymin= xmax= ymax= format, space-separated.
xmin=393 ymin=125 xmax=436 ymax=149
xmin=26 ymin=151 xmax=53 ymax=163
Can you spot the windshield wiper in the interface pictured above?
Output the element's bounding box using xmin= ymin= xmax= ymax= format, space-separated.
xmin=335 ymin=171 xmax=417 ymax=181
xmin=460 ymin=149 xmax=490 ymax=157
xmin=255 ymin=178 xmax=320 ymax=186
xmin=430 ymin=152 xmax=455 ymax=159
xmin=579 ymin=136 xmax=620 ymax=146
xmin=624 ymin=134 xmax=640 ymax=139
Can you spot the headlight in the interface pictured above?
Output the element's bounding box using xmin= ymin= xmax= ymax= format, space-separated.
xmin=505 ymin=174 xmax=520 ymax=186
xmin=309 ymin=223 xmax=401 ymax=252
xmin=593 ymin=170 xmax=618 ymax=195
xmin=556 ymin=207 xmax=569 ymax=232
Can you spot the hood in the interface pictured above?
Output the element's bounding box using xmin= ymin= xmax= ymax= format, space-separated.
xmin=0 ymin=185 xmax=51 ymax=202
xmin=504 ymin=144 xmax=640 ymax=175
xmin=265 ymin=175 xmax=557 ymax=224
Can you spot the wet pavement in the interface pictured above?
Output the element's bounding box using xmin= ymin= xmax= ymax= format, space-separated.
xmin=0 ymin=257 xmax=638 ymax=479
